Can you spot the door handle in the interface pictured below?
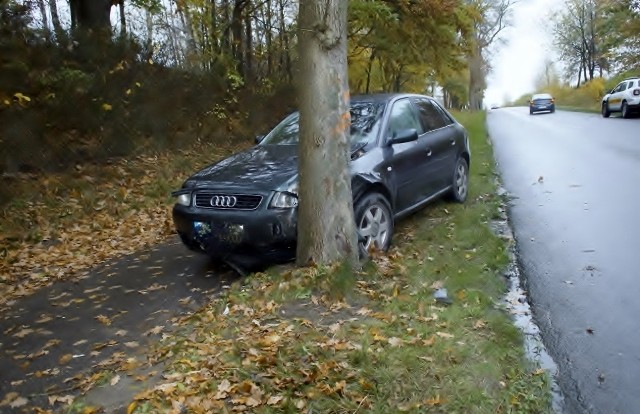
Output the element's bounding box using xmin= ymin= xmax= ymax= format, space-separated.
xmin=426 ymin=148 xmax=433 ymax=157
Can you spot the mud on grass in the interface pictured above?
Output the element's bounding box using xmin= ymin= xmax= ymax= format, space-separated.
xmin=124 ymin=111 xmax=553 ymax=413
xmin=0 ymin=142 xmax=248 ymax=309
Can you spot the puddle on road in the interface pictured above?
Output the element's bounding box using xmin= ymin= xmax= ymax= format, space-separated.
xmin=491 ymin=213 xmax=566 ymax=413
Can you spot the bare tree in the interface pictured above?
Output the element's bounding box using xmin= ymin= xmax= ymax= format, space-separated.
xmin=468 ymin=0 xmax=514 ymax=110
xmin=296 ymin=0 xmax=358 ymax=266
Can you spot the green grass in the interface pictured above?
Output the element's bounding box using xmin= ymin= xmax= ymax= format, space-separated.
xmin=125 ymin=111 xmax=552 ymax=414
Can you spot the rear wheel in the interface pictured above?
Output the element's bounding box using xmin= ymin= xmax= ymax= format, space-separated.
xmin=449 ymin=157 xmax=469 ymax=203
xmin=622 ymin=101 xmax=630 ymax=119
xmin=602 ymin=102 xmax=611 ymax=118
xmin=354 ymin=193 xmax=393 ymax=257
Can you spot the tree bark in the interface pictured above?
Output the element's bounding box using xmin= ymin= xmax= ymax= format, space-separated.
xmin=37 ymin=0 xmax=49 ymax=36
xmin=48 ymin=0 xmax=65 ymax=41
xmin=119 ymin=0 xmax=126 ymax=36
xmin=296 ymin=0 xmax=358 ymax=267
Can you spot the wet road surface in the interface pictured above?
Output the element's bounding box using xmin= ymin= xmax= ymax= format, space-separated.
xmin=0 ymin=238 xmax=239 ymax=412
xmin=488 ymin=107 xmax=640 ymax=414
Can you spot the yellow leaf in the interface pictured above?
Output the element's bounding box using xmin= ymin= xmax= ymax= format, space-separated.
xmin=426 ymin=395 xmax=443 ymax=406
xmin=102 ymin=103 xmax=113 ymax=111
xmin=83 ymin=406 xmax=99 ymax=414
xmin=532 ymin=368 xmax=545 ymax=376
xmin=13 ymin=92 xmax=31 ymax=103
xmin=126 ymin=89 xmax=132 ymax=96
xmin=110 ymin=374 xmax=120 ymax=386
xmin=3 ymin=99 xmax=9 ymax=106
xmin=127 ymin=402 xmax=137 ymax=414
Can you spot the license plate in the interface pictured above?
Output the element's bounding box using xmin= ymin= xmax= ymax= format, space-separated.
xmin=193 ymin=221 xmax=212 ymax=237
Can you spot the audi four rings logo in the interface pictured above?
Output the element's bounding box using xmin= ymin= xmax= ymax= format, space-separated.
xmin=210 ymin=195 xmax=237 ymax=208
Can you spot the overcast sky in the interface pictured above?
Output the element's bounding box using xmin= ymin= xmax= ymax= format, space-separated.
xmin=484 ymin=0 xmax=564 ymax=106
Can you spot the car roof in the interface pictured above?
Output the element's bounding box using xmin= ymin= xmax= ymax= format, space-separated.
xmin=351 ymin=93 xmax=437 ymax=103
xmin=532 ymin=93 xmax=552 ymax=99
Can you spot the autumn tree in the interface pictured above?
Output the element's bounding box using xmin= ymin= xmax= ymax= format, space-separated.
xmin=551 ymin=0 xmax=608 ymax=86
xmin=296 ymin=0 xmax=358 ymax=266
xmin=347 ymin=0 xmax=473 ymax=95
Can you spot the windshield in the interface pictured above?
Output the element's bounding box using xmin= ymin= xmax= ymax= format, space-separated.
xmin=260 ymin=101 xmax=386 ymax=146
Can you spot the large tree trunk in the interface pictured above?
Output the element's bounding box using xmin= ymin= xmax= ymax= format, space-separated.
xmin=296 ymin=0 xmax=358 ymax=267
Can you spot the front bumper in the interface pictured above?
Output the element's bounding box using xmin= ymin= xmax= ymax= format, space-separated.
xmin=172 ymin=203 xmax=297 ymax=261
xmin=530 ymin=104 xmax=555 ymax=112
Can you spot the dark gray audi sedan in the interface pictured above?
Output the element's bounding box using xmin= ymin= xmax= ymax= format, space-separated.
xmin=172 ymin=93 xmax=470 ymax=268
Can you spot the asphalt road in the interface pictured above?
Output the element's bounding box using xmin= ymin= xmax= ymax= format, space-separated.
xmin=0 ymin=239 xmax=239 ymax=412
xmin=488 ymin=107 xmax=640 ymax=414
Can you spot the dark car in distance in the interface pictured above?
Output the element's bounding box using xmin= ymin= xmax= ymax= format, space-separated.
xmin=529 ymin=93 xmax=555 ymax=114
xmin=172 ymin=93 xmax=471 ymax=269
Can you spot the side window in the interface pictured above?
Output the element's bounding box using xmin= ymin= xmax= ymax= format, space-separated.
xmin=414 ymin=98 xmax=448 ymax=132
xmin=629 ymin=81 xmax=635 ymax=89
xmin=619 ymin=83 xmax=628 ymax=92
xmin=431 ymin=100 xmax=454 ymax=126
xmin=386 ymin=99 xmax=422 ymax=138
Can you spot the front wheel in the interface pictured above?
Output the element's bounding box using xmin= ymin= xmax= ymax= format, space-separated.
xmin=622 ymin=101 xmax=630 ymax=119
xmin=354 ymin=193 xmax=393 ymax=256
xmin=602 ymin=102 xmax=611 ymax=118
xmin=449 ymin=157 xmax=469 ymax=203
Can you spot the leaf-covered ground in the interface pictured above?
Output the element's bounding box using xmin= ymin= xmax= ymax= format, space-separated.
xmin=120 ymin=111 xmax=553 ymax=413
xmin=0 ymin=143 xmax=245 ymax=310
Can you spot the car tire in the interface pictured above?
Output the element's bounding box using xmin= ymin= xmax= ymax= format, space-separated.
xmin=529 ymin=109 xmax=534 ymax=115
xmin=622 ymin=101 xmax=630 ymax=119
xmin=354 ymin=192 xmax=393 ymax=257
xmin=602 ymin=102 xmax=611 ymax=118
xmin=449 ymin=157 xmax=469 ymax=203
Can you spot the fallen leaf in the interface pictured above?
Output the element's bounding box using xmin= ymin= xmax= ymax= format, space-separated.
xmin=9 ymin=397 xmax=28 ymax=408
xmin=110 ymin=375 xmax=121 ymax=386
xmin=266 ymin=395 xmax=284 ymax=406
xmin=101 ymin=103 xmax=113 ymax=111
xmin=48 ymin=395 xmax=74 ymax=405
xmin=436 ymin=332 xmax=454 ymax=339
xmin=95 ymin=315 xmax=112 ymax=326
xmin=59 ymin=354 xmax=72 ymax=364
xmin=532 ymin=368 xmax=545 ymax=376
xmin=124 ymin=341 xmax=139 ymax=348
xmin=13 ymin=328 xmax=34 ymax=338
xmin=388 ymin=337 xmax=403 ymax=347
xmin=0 ymin=392 xmax=19 ymax=407
xmin=586 ymin=328 xmax=594 ymax=335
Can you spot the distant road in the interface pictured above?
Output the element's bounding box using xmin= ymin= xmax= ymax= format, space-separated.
xmin=488 ymin=107 xmax=640 ymax=414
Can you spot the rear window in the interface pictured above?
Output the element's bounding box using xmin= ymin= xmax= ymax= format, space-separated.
xmin=532 ymin=94 xmax=552 ymax=100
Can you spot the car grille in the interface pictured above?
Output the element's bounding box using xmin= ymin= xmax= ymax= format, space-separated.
xmin=194 ymin=192 xmax=263 ymax=210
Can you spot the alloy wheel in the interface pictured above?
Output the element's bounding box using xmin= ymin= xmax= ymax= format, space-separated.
xmin=358 ymin=203 xmax=391 ymax=251
xmin=455 ymin=162 xmax=468 ymax=200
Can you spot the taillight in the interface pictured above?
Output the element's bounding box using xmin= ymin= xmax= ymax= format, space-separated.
xmin=634 ymin=89 xmax=640 ymax=96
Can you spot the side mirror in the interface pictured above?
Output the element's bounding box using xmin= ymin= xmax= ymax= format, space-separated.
xmin=255 ymin=135 xmax=265 ymax=144
xmin=387 ymin=128 xmax=418 ymax=146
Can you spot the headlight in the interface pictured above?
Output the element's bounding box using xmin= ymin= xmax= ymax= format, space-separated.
xmin=269 ymin=191 xmax=298 ymax=208
xmin=176 ymin=193 xmax=191 ymax=206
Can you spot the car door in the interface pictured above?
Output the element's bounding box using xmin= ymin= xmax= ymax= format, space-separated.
xmin=412 ymin=98 xmax=458 ymax=193
xmin=380 ymin=98 xmax=427 ymax=213
xmin=609 ymin=82 xmax=626 ymax=111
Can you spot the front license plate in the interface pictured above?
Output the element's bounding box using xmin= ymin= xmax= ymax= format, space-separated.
xmin=193 ymin=221 xmax=212 ymax=237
